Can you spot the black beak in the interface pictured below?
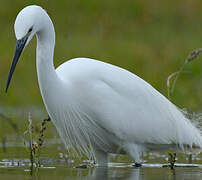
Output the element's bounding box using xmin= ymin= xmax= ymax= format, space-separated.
xmin=6 ymin=37 xmax=28 ymax=92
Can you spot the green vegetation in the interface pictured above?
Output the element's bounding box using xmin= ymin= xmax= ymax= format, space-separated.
xmin=0 ymin=0 xmax=202 ymax=110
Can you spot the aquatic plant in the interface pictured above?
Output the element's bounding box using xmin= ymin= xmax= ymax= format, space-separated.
xmin=24 ymin=113 xmax=50 ymax=175
xmin=166 ymin=49 xmax=202 ymax=169
xmin=167 ymin=48 xmax=202 ymax=100
xmin=168 ymin=152 xmax=176 ymax=170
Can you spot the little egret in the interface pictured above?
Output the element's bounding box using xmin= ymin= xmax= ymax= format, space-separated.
xmin=6 ymin=5 xmax=202 ymax=166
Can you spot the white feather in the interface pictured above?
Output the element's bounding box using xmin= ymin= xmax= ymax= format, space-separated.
xmin=12 ymin=5 xmax=202 ymax=165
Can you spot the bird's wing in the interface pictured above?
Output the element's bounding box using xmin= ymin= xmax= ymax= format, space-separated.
xmin=56 ymin=58 xmax=202 ymax=148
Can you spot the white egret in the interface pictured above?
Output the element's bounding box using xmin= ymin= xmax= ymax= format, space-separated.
xmin=6 ymin=5 xmax=202 ymax=166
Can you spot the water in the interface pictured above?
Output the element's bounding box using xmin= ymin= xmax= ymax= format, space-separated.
xmin=0 ymin=150 xmax=201 ymax=180
xmin=0 ymin=108 xmax=202 ymax=179
xmin=0 ymin=138 xmax=202 ymax=179
xmin=0 ymin=160 xmax=202 ymax=180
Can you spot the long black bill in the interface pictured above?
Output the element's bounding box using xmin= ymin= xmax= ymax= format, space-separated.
xmin=6 ymin=37 xmax=28 ymax=93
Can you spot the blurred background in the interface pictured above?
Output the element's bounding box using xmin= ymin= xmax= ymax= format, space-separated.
xmin=0 ymin=0 xmax=202 ymax=135
xmin=1 ymin=0 xmax=202 ymax=111
xmin=1 ymin=0 xmax=202 ymax=113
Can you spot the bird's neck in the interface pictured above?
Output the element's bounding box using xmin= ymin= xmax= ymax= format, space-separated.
xmin=36 ymin=20 xmax=61 ymax=108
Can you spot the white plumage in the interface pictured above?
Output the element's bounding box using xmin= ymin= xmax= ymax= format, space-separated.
xmin=7 ymin=5 xmax=202 ymax=166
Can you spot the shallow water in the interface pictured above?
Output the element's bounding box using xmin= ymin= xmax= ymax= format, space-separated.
xmin=0 ymin=135 xmax=202 ymax=180
xmin=0 ymin=150 xmax=202 ymax=180
xmin=0 ymin=108 xmax=202 ymax=179
xmin=0 ymin=160 xmax=202 ymax=180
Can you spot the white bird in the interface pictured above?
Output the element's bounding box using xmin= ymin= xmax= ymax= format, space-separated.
xmin=6 ymin=5 xmax=202 ymax=166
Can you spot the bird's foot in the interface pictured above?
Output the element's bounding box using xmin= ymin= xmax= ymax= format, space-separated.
xmin=133 ymin=163 xmax=142 ymax=167
xmin=75 ymin=164 xmax=88 ymax=168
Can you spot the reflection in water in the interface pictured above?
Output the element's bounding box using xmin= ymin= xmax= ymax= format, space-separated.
xmin=86 ymin=167 xmax=142 ymax=180
xmin=0 ymin=158 xmax=202 ymax=179
xmin=85 ymin=166 xmax=202 ymax=180
xmin=91 ymin=167 xmax=108 ymax=180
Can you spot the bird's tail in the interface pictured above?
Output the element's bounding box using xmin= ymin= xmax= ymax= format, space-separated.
xmin=180 ymin=108 xmax=202 ymax=150
xmin=181 ymin=109 xmax=202 ymax=135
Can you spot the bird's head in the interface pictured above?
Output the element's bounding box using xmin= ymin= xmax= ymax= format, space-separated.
xmin=6 ymin=5 xmax=47 ymax=92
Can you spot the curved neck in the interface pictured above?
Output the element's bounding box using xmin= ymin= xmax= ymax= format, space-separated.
xmin=36 ymin=17 xmax=60 ymax=104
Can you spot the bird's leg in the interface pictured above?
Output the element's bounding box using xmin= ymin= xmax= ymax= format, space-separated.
xmin=93 ymin=148 xmax=108 ymax=167
xmin=123 ymin=143 xmax=143 ymax=167
xmin=133 ymin=162 xmax=142 ymax=167
xmin=188 ymin=154 xmax=192 ymax=164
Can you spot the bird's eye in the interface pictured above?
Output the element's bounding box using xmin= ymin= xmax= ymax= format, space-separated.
xmin=28 ymin=27 xmax=33 ymax=33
